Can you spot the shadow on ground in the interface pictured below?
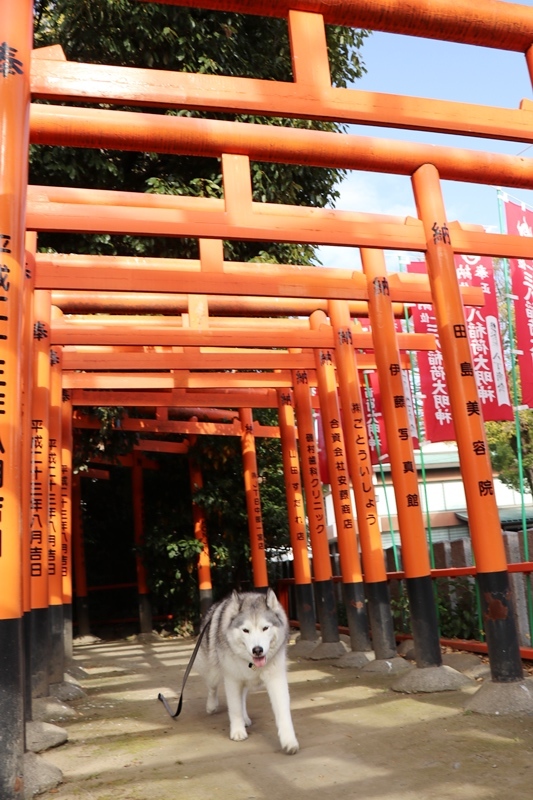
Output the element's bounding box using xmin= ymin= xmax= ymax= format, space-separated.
xmin=38 ymin=635 xmax=533 ymax=800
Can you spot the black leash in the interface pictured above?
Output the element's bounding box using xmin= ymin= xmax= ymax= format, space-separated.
xmin=158 ymin=619 xmax=211 ymax=719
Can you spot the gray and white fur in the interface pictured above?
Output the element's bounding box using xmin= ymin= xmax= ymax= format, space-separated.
xmin=195 ymin=588 xmax=299 ymax=754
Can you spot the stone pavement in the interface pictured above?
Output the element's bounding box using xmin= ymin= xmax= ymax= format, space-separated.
xmin=33 ymin=634 xmax=533 ymax=800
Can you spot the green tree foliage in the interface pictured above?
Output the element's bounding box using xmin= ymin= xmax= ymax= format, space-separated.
xmin=141 ymin=410 xmax=290 ymax=622
xmin=486 ymin=413 xmax=533 ymax=498
xmin=74 ymin=407 xmax=139 ymax=469
xmin=32 ymin=0 xmax=369 ymax=263
xmin=33 ymin=1 xmax=370 ymax=626
xmin=189 ymin=410 xmax=292 ymax=591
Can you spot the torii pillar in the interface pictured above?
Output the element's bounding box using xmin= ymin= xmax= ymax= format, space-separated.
xmin=292 ymin=371 xmax=345 ymax=658
xmin=29 ymin=290 xmax=51 ymax=697
xmin=311 ymin=311 xmax=372 ymax=657
xmin=132 ymin=453 xmax=153 ymax=634
xmin=0 ymin=1 xmax=32 ymax=796
xmin=189 ymin=450 xmax=213 ymax=619
xmin=71 ymin=473 xmax=91 ymax=637
xmin=48 ymin=343 xmax=64 ymax=685
xmin=240 ymin=408 xmax=269 ymax=591
xmin=277 ymin=388 xmax=317 ymax=642
xmin=412 ymin=165 xmax=529 ymax=710
xmin=361 ymin=249 xmax=466 ymax=691
xmin=328 ymin=299 xmax=405 ymax=671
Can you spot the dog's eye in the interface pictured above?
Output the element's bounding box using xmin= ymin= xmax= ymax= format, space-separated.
xmin=242 ymin=628 xmax=249 ymax=634
xmin=262 ymin=626 xmax=270 ymax=632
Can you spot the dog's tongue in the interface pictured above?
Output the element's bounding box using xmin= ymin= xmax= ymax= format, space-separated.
xmin=253 ymin=655 xmax=267 ymax=668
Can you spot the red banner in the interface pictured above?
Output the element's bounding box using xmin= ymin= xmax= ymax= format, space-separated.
xmin=457 ymin=254 xmax=511 ymax=422
xmin=504 ymin=197 xmax=533 ymax=408
xmin=408 ymin=257 xmax=512 ymax=442
xmin=358 ymin=318 xmax=418 ymax=459
xmin=362 ymin=370 xmax=389 ymax=465
xmin=408 ymin=264 xmax=455 ymax=442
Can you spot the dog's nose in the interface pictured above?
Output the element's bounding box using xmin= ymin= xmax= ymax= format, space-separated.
xmin=252 ymin=646 xmax=264 ymax=657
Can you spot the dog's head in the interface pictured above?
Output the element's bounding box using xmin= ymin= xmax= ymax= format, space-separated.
xmin=225 ymin=589 xmax=288 ymax=668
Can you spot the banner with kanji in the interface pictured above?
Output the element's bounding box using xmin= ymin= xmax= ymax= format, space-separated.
xmin=362 ymin=370 xmax=389 ymax=465
xmin=408 ymin=257 xmax=512 ymax=442
xmin=407 ymin=267 xmax=454 ymax=442
xmin=504 ymin=197 xmax=533 ymax=408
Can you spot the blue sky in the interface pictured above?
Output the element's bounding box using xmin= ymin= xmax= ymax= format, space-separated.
xmin=319 ymin=0 xmax=533 ymax=269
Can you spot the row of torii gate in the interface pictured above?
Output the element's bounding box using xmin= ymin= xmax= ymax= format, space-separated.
xmin=4 ymin=0 xmax=533 ymax=796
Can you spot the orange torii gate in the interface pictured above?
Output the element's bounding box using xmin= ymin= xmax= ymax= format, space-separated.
xmin=43 ymin=288 xmax=472 ymax=671
xmin=47 ymin=270 xmax=439 ymax=655
xmin=24 ymin=30 xmax=527 ymax=678
xmin=34 ymin=250 xmax=485 ymax=304
xmin=27 ymin=136 xmax=523 ymax=680
xmin=4 ymin=0 xmax=533 ymax=795
xmin=56 ymin=303 xmax=436 ymax=649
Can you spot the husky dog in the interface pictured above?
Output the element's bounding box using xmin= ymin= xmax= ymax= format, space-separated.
xmin=195 ymin=588 xmax=299 ymax=755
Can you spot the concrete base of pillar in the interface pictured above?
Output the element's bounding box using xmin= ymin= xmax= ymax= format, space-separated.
xmin=334 ymin=649 xmax=375 ymax=669
xmin=361 ymin=656 xmax=413 ymax=675
xmin=464 ymin=677 xmax=533 ymax=715
xmin=32 ymin=696 xmax=77 ymax=724
xmin=441 ymin=652 xmax=480 ymax=671
xmin=397 ymin=638 xmax=415 ymax=659
xmin=391 ymin=664 xmax=472 ymax=693
xmin=23 ymin=752 xmax=63 ymax=799
xmin=73 ymin=634 xmax=100 ymax=646
xmin=307 ymin=639 xmax=348 ymax=660
xmin=25 ymin=721 xmax=68 ymax=753
xmin=49 ymin=676 xmax=85 ymax=702
xmin=290 ymin=637 xmax=320 ymax=658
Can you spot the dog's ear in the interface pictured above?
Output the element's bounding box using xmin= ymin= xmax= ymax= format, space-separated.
xmin=265 ymin=587 xmax=282 ymax=611
xmin=228 ymin=590 xmax=241 ymax=612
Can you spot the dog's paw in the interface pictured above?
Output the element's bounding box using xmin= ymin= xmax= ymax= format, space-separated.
xmin=244 ymin=714 xmax=252 ymax=727
xmin=206 ymin=703 xmax=219 ymax=715
xmin=281 ymin=738 xmax=299 ymax=755
xmin=230 ymin=727 xmax=249 ymax=742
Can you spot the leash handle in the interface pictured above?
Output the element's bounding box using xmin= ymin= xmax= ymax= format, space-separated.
xmin=158 ymin=618 xmax=211 ymax=719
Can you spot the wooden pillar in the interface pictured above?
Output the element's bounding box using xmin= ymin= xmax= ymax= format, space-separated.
xmin=48 ymin=341 xmax=64 ymax=683
xmin=29 ymin=290 xmax=51 ymax=697
xmin=189 ymin=452 xmax=213 ymax=619
xmin=328 ymin=299 xmax=397 ymax=660
xmin=310 ymin=311 xmax=371 ymax=652
xmin=277 ymin=388 xmax=316 ymax=640
xmin=61 ymin=391 xmax=73 ymax=659
xmin=412 ymin=163 xmax=522 ymax=681
xmin=240 ymin=408 xmax=269 ymax=590
xmin=132 ymin=453 xmax=153 ymax=634
xmin=292 ymin=371 xmax=341 ymax=643
xmin=21 ymin=237 xmax=36 ymax=719
xmin=361 ymin=248 xmax=442 ymax=669
xmin=0 ymin=1 xmax=32 ymax=795
xmin=71 ymin=473 xmax=90 ymax=637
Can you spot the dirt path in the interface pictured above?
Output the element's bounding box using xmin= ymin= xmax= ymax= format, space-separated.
xmin=38 ymin=635 xmax=533 ymax=800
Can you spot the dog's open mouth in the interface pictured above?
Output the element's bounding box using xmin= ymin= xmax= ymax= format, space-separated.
xmin=252 ymin=655 xmax=267 ymax=668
